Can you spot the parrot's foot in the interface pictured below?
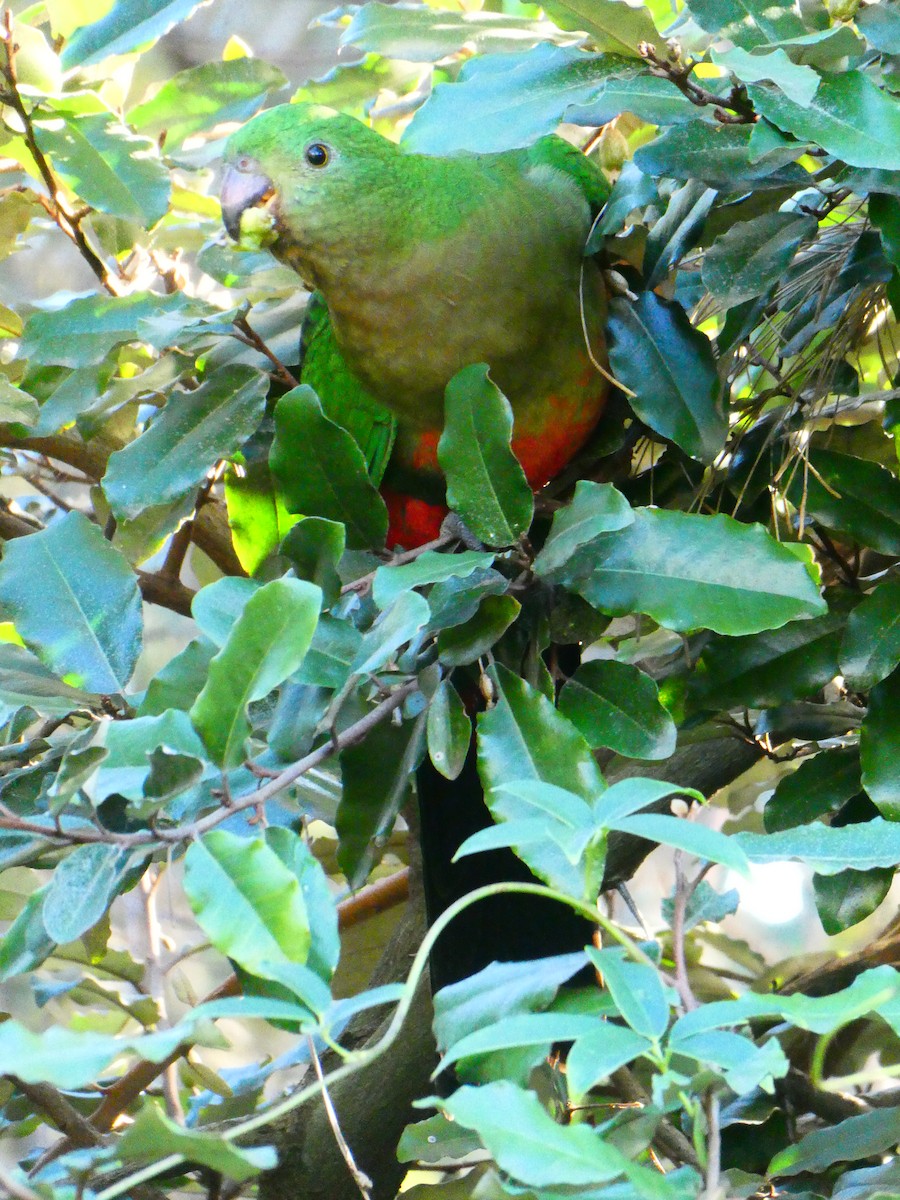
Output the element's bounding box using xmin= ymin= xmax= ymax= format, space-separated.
xmin=440 ymin=511 xmax=485 ymax=551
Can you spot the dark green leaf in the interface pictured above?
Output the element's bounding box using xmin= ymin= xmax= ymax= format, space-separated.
xmin=569 ymin=73 xmax=699 ymax=128
xmin=373 ymin=550 xmax=494 ymax=610
xmin=814 ymin=866 xmax=893 ymax=936
xmin=437 ymin=594 xmax=521 ymax=667
xmin=104 ymin=366 xmax=268 ymax=519
xmin=337 ymin=713 xmax=425 ymax=886
xmin=270 ymin=386 xmax=388 ymax=550
xmin=861 ymin=668 xmax=900 ymax=818
xmin=702 ymin=212 xmax=816 ymax=308
xmin=787 ymin=450 xmax=900 ymax=555
xmin=0 ymin=511 xmax=141 ymax=693
xmin=61 ymin=0 xmax=212 ymax=68
xmin=427 ymin=679 xmax=471 ymax=781
xmin=748 ymin=73 xmax=900 ymax=171
xmin=559 ymin=509 xmax=826 ymax=635
xmin=139 ymin=638 xmax=215 ymax=716
xmin=398 ymin=1115 xmax=482 ymax=1165
xmin=559 ymin=659 xmax=676 ymax=760
xmin=687 ymin=0 xmax=805 ymax=46
xmin=764 ymin=746 xmax=861 ymax=832
xmin=607 ymin=292 xmax=726 ymax=462
xmin=438 ymin=364 xmax=533 ymax=548
xmin=643 ymin=181 xmax=716 ymax=291
xmin=692 ymin=610 xmax=844 ymax=709
xmin=635 ymin=123 xmax=806 ymax=189
xmin=352 ymin=591 xmax=430 ymax=675
xmin=841 ymin=579 xmax=900 ymax=689
xmin=440 ymin=1012 xmax=600 ymax=1073
xmin=281 ymin=517 xmax=345 ymax=607
xmin=769 ymin=1108 xmax=900 ymax=1177
xmin=190 ymin=579 xmax=321 ymax=768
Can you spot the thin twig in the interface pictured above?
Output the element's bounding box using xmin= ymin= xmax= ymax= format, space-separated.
xmin=231 ymin=313 xmax=299 ymax=389
xmin=306 ymin=1035 xmax=373 ymax=1200
xmin=639 ymin=42 xmax=757 ymax=124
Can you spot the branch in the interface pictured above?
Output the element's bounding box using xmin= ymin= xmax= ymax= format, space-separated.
xmin=231 ymin=313 xmax=300 ymax=390
xmin=639 ymin=42 xmax=757 ymax=125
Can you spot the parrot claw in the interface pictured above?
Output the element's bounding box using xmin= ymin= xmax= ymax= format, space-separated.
xmin=440 ymin=511 xmax=485 ymax=551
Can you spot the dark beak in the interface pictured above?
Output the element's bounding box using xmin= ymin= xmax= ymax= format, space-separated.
xmin=220 ymin=166 xmax=275 ymax=241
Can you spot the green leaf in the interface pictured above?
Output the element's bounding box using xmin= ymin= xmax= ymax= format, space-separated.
xmin=769 ymin=1108 xmax=900 ymax=1177
xmin=139 ymin=638 xmax=215 ymax=716
xmin=352 ymin=591 xmax=430 ymax=676
xmin=861 ymin=668 xmax=900 ymax=818
xmin=814 ymin=866 xmax=893 ymax=936
xmin=608 ymin=813 xmax=751 ymax=875
xmin=643 ymin=180 xmax=716 ymax=291
xmin=440 ymin=1081 xmax=635 ymax=1188
xmin=265 ymin=827 xmax=339 ymax=982
xmin=711 ymin=46 xmax=820 ymax=106
xmin=104 ymin=365 xmax=268 ymax=520
xmin=20 ymin=291 xmax=185 ymax=368
xmin=594 ymin=777 xmax=703 ymax=825
xmin=399 ymin=1115 xmax=482 ymax=1165
xmin=607 ymin=293 xmax=726 ymax=462
xmin=675 ymin=1029 xmax=788 ymax=1094
xmin=61 ymin=0 xmax=211 ymax=67
xmin=533 ymin=481 xmax=633 ymax=578
xmin=270 ymin=386 xmax=388 ymax=550
xmin=702 ymin=212 xmax=816 ymax=308
xmin=0 ymin=643 xmax=96 ymax=717
xmin=841 ymin=579 xmax=900 ymax=689
xmin=565 ymin=1023 xmax=652 ymax=1099
xmin=128 ymin=57 xmax=286 ymax=147
xmin=786 ymin=450 xmax=900 ymax=555
xmin=856 ymin=1 xmax=900 ymax=53
xmin=692 ymin=610 xmax=844 ymax=709
xmin=427 ymin=679 xmax=471 ymax=781
xmin=748 ymin=73 xmax=900 ymax=171
xmin=117 ymin=1103 xmax=275 ymax=1178
xmin=89 ymin=709 xmax=205 ymax=802
xmin=661 ymin=880 xmax=739 ymax=933
xmin=764 ymin=746 xmax=861 ymax=832
xmin=337 ymin=713 xmax=425 ymax=887
xmin=297 ymin=615 xmax=362 ymax=689
xmin=544 ymin=0 xmax=665 ymax=55
xmin=559 ymin=660 xmax=676 ymax=760
xmin=634 ymin=123 xmax=805 ymax=189
xmin=588 ymin=947 xmax=670 ymax=1039
xmin=437 ymin=594 xmax=521 ymax=667
xmin=42 ymin=845 xmax=130 ymax=943
xmin=184 ymin=831 xmax=311 ymax=974
xmin=341 ymin=2 xmax=555 ymax=60
xmin=570 ymin=73 xmax=699 ymax=128
xmin=0 ymin=1015 xmax=222 ymax=1088
xmin=192 ymin=577 xmax=259 ymax=647
xmin=440 ymin=1012 xmax=601 ymax=1073
xmin=559 ymin=509 xmax=826 ymax=635
xmin=736 ymin=817 xmax=900 ymax=873
xmin=404 ymin=44 xmax=625 ymax=154
xmin=225 ymin=459 xmax=301 ymax=579
xmin=34 ymin=110 xmax=169 ymax=226
xmin=0 ymin=511 xmax=141 ymax=693
xmin=0 ymin=887 xmax=55 ymax=980
xmin=438 ymin=364 xmax=533 ymax=548
xmin=190 ymin=578 xmax=321 ymax=768
xmin=687 ymin=0 xmax=805 ymax=46
xmin=373 ymin=550 xmax=495 ymax=610
xmin=0 ymin=378 xmax=37 ymax=426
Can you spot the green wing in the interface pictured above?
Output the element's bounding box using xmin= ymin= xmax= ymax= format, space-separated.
xmin=524 ymin=135 xmax=612 ymax=214
xmin=299 ymin=292 xmax=397 ymax=485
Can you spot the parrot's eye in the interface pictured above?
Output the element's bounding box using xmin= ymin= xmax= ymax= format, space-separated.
xmin=305 ymin=142 xmax=330 ymax=168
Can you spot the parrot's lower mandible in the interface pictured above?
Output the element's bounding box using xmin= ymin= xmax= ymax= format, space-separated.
xmin=220 ymin=102 xmax=612 ymax=548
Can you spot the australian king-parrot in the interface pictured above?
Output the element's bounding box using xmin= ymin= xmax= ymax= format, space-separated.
xmin=220 ymin=103 xmax=615 ymax=987
xmin=220 ymin=101 xmax=612 ymax=549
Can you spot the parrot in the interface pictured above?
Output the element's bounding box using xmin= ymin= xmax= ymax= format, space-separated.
xmin=219 ymin=102 xmax=612 ymax=548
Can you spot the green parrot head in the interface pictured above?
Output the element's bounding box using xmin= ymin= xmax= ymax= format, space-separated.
xmin=221 ymin=102 xmax=401 ymax=283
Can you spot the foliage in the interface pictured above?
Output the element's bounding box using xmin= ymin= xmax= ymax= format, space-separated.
xmin=0 ymin=0 xmax=899 ymax=1197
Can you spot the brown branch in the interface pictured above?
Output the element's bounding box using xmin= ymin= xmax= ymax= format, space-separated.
xmin=8 ymin=1078 xmax=102 ymax=1147
xmin=0 ymin=12 xmax=116 ymax=291
xmin=609 ymin=1067 xmax=700 ymax=1168
xmin=639 ymin=42 xmax=757 ymax=125
xmin=232 ymin=313 xmax=300 ymax=390
xmin=135 ymin=569 xmax=196 ymax=617
xmin=0 ymin=679 xmax=421 ymax=850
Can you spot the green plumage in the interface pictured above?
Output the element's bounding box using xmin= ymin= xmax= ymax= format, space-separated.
xmin=222 ymin=103 xmax=611 ymax=516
